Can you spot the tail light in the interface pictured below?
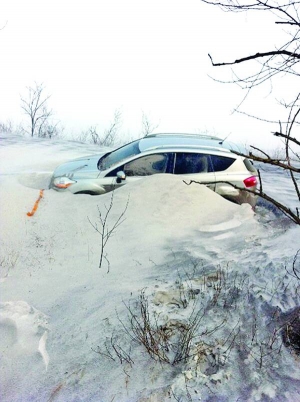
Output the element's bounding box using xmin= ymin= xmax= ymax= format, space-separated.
xmin=243 ymin=176 xmax=258 ymax=188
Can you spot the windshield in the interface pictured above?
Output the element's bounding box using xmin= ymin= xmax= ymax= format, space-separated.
xmin=98 ymin=140 xmax=141 ymax=170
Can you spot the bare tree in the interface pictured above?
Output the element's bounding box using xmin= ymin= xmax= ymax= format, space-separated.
xmin=21 ymin=82 xmax=54 ymax=137
xmin=200 ymin=0 xmax=300 ymax=223
xmin=102 ymin=108 xmax=123 ymax=146
xmin=83 ymin=109 xmax=123 ymax=147
xmin=141 ymin=111 xmax=159 ymax=137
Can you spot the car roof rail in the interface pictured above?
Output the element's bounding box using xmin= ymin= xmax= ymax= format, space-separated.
xmin=145 ymin=133 xmax=223 ymax=141
xmin=144 ymin=144 xmax=232 ymax=153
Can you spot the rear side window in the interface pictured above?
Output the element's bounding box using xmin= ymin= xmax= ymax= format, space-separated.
xmin=174 ymin=153 xmax=212 ymax=174
xmin=210 ymin=155 xmax=235 ymax=172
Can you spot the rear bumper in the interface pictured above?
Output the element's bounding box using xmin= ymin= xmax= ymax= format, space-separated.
xmin=215 ymin=181 xmax=258 ymax=208
xmin=223 ymin=190 xmax=257 ymax=208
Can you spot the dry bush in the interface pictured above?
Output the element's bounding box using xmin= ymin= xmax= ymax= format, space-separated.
xmin=0 ymin=120 xmax=14 ymax=134
xmin=93 ymin=334 xmax=134 ymax=366
xmin=88 ymin=191 xmax=129 ymax=272
xmin=121 ymin=290 xmax=227 ymax=366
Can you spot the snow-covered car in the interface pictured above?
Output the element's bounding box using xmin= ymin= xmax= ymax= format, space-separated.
xmin=50 ymin=133 xmax=258 ymax=207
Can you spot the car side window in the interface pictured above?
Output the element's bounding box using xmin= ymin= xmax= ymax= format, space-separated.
xmin=174 ymin=153 xmax=211 ymax=174
xmin=210 ymin=155 xmax=235 ymax=172
xmin=123 ymin=153 xmax=169 ymax=176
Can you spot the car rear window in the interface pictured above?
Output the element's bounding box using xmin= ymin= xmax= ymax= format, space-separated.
xmin=210 ymin=155 xmax=235 ymax=172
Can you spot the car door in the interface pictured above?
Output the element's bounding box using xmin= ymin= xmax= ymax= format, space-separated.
xmin=173 ymin=152 xmax=216 ymax=190
xmin=103 ymin=153 xmax=171 ymax=191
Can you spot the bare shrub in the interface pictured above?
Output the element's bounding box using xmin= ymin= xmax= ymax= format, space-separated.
xmin=120 ymin=290 xmax=226 ymax=366
xmin=93 ymin=334 xmax=134 ymax=366
xmin=0 ymin=120 xmax=14 ymax=134
xmin=38 ymin=121 xmax=64 ymax=139
xmin=240 ymin=314 xmax=283 ymax=370
xmin=88 ymin=191 xmax=129 ymax=272
xmin=124 ymin=290 xmax=171 ymax=364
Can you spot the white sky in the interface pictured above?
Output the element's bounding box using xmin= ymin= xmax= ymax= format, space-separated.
xmin=0 ymin=0 xmax=292 ymax=148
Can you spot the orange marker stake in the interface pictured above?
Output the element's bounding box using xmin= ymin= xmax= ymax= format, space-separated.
xmin=27 ymin=190 xmax=44 ymax=217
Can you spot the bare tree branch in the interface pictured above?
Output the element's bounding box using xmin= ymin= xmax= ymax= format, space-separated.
xmin=275 ymin=21 xmax=300 ymax=25
xmin=201 ymin=0 xmax=300 ymax=222
xmin=0 ymin=21 xmax=8 ymax=30
xmin=184 ymin=179 xmax=300 ymax=224
xmin=233 ymin=148 xmax=300 ymax=173
xmin=208 ymin=50 xmax=300 ymax=67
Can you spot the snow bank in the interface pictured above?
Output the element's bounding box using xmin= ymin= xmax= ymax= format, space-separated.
xmin=1 ymin=134 xmax=300 ymax=401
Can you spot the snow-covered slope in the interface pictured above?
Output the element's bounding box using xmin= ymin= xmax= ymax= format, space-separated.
xmin=1 ymin=134 xmax=300 ymax=401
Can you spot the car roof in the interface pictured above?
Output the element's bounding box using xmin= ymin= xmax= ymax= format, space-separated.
xmin=138 ymin=133 xmax=245 ymax=154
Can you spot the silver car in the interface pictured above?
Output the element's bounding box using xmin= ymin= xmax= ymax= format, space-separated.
xmin=50 ymin=133 xmax=258 ymax=207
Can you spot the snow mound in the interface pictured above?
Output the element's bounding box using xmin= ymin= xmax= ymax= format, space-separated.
xmin=98 ymin=173 xmax=254 ymax=240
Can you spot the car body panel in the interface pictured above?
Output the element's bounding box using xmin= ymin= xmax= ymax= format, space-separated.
xmin=66 ymin=176 xmax=141 ymax=194
xmin=51 ymin=154 xmax=105 ymax=178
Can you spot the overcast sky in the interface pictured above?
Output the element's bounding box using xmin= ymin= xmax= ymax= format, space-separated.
xmin=1 ymin=0 xmax=291 ymax=148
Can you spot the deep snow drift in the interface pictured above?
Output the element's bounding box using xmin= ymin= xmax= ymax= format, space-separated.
xmin=1 ymin=134 xmax=300 ymax=402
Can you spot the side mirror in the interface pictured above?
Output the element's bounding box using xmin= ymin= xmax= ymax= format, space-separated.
xmin=116 ymin=170 xmax=126 ymax=184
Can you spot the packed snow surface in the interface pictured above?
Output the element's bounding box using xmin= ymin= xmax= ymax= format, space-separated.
xmin=1 ymin=134 xmax=300 ymax=401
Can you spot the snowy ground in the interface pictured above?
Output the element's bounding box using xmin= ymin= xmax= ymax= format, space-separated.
xmin=1 ymin=133 xmax=300 ymax=402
